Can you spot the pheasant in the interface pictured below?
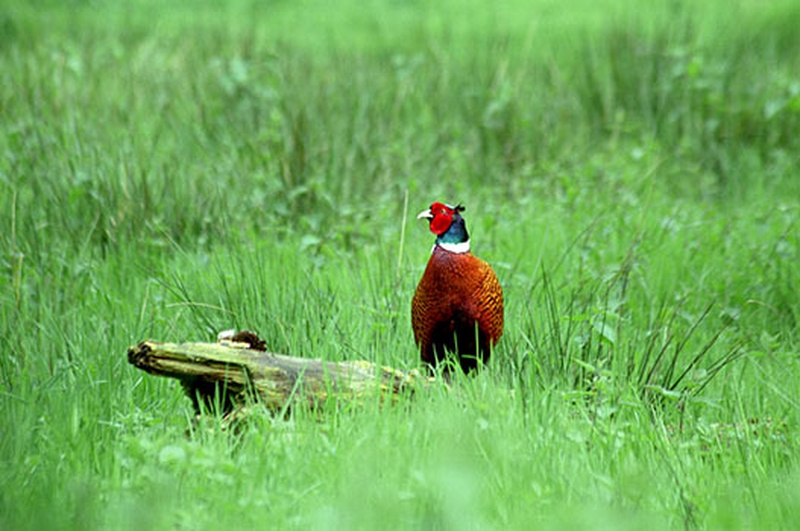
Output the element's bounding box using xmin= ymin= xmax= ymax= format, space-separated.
xmin=411 ymin=202 xmax=504 ymax=374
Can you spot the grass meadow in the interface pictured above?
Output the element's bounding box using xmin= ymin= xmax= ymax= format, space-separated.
xmin=2 ymin=0 xmax=800 ymax=528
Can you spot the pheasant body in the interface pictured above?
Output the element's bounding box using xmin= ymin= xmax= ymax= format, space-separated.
xmin=411 ymin=202 xmax=504 ymax=374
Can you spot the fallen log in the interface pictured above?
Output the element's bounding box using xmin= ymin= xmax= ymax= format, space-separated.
xmin=127 ymin=335 xmax=427 ymax=416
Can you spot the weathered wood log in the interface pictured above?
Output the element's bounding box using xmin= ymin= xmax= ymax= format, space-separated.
xmin=127 ymin=338 xmax=427 ymax=416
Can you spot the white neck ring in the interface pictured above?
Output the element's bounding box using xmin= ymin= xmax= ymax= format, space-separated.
xmin=435 ymin=240 xmax=471 ymax=254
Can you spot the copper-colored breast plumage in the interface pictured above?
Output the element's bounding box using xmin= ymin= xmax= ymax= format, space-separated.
xmin=411 ymin=246 xmax=504 ymax=373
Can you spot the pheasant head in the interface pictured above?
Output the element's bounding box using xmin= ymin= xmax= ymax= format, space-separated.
xmin=416 ymin=202 xmax=470 ymax=253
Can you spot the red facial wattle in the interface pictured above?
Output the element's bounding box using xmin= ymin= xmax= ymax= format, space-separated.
xmin=429 ymin=213 xmax=453 ymax=235
xmin=427 ymin=202 xmax=455 ymax=235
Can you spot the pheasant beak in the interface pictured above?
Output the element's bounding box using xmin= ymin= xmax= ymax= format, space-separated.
xmin=416 ymin=208 xmax=434 ymax=220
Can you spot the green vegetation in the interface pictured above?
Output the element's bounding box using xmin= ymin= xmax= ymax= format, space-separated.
xmin=2 ymin=0 xmax=799 ymax=528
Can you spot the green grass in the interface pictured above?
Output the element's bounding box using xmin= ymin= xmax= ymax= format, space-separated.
xmin=2 ymin=0 xmax=799 ymax=528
